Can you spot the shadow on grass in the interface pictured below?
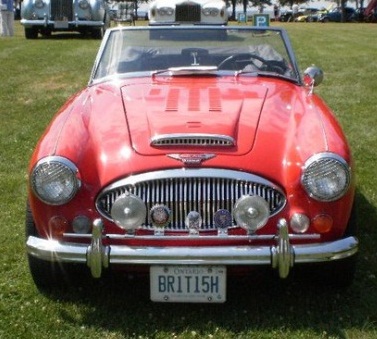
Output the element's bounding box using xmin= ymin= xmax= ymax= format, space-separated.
xmin=37 ymin=32 xmax=99 ymax=40
xmin=38 ymin=190 xmax=377 ymax=338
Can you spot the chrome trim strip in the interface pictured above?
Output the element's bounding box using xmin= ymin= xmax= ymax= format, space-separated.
xmin=99 ymin=168 xmax=282 ymax=193
xmin=62 ymin=232 xmax=321 ymax=241
xmin=150 ymin=133 xmax=235 ymax=147
xmin=20 ymin=19 xmax=105 ymax=27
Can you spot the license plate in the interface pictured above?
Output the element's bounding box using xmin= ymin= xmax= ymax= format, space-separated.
xmin=150 ymin=265 xmax=226 ymax=303
xmin=54 ymin=21 xmax=69 ymax=29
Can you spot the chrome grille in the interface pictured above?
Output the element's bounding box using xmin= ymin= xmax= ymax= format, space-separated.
xmin=51 ymin=0 xmax=73 ymax=21
xmin=175 ymin=3 xmax=201 ymax=22
xmin=96 ymin=169 xmax=286 ymax=231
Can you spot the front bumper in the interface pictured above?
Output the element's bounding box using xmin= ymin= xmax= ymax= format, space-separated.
xmin=26 ymin=219 xmax=358 ymax=279
xmin=20 ymin=18 xmax=104 ymax=29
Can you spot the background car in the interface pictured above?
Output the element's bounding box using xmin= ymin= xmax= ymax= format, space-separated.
xmin=294 ymin=8 xmax=320 ymax=22
xmin=148 ymin=0 xmax=228 ymax=25
xmin=20 ymin=0 xmax=111 ymax=39
xmin=26 ymin=25 xmax=358 ymax=303
xmin=319 ymin=7 xmax=355 ymax=22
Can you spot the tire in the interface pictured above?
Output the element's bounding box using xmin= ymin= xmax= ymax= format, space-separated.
xmin=25 ymin=28 xmax=38 ymax=39
xmin=25 ymin=202 xmax=88 ymax=292
xmin=92 ymin=27 xmax=104 ymax=39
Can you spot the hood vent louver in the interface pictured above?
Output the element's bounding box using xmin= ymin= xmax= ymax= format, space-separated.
xmin=151 ymin=134 xmax=235 ymax=147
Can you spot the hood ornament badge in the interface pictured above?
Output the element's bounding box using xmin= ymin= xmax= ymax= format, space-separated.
xmin=167 ymin=153 xmax=216 ymax=166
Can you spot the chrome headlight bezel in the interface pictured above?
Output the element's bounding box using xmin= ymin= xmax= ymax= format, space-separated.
xmin=301 ymin=153 xmax=351 ymax=202
xmin=78 ymin=0 xmax=90 ymax=10
xmin=202 ymin=8 xmax=219 ymax=17
xmin=30 ymin=156 xmax=81 ymax=205
xmin=34 ymin=0 xmax=45 ymax=9
xmin=157 ymin=7 xmax=174 ymax=16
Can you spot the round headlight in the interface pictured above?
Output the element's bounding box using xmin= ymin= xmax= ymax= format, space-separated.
xmin=78 ymin=0 xmax=90 ymax=10
xmin=203 ymin=8 xmax=219 ymax=16
xmin=234 ymin=195 xmax=270 ymax=233
xmin=301 ymin=153 xmax=351 ymax=202
xmin=31 ymin=156 xmax=81 ymax=205
xmin=111 ymin=193 xmax=146 ymax=230
xmin=34 ymin=0 xmax=45 ymax=9
xmin=158 ymin=7 xmax=174 ymax=16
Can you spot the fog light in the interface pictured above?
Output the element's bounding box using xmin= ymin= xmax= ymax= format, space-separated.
xmin=48 ymin=216 xmax=68 ymax=237
xmin=72 ymin=215 xmax=91 ymax=234
xmin=111 ymin=193 xmax=146 ymax=230
xmin=312 ymin=214 xmax=333 ymax=233
xmin=234 ymin=195 xmax=269 ymax=233
xmin=290 ymin=213 xmax=310 ymax=233
xmin=185 ymin=211 xmax=202 ymax=235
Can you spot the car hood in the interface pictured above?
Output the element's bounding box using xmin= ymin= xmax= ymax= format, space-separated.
xmin=122 ymin=78 xmax=269 ymax=156
xmin=45 ymin=76 xmax=348 ymax=187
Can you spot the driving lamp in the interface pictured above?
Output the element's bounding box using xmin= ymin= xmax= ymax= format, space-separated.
xmin=111 ymin=193 xmax=146 ymax=230
xmin=234 ymin=195 xmax=270 ymax=233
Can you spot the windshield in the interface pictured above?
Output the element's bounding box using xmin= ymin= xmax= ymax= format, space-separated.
xmin=91 ymin=26 xmax=301 ymax=83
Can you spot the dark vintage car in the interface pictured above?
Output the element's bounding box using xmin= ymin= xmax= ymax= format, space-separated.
xmin=26 ymin=25 xmax=358 ymax=303
xmin=319 ymin=7 xmax=355 ymax=22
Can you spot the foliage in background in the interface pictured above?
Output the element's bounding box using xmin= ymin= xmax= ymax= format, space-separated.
xmin=0 ymin=22 xmax=376 ymax=339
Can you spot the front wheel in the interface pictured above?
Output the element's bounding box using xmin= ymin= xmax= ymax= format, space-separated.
xmin=92 ymin=27 xmax=104 ymax=39
xmin=25 ymin=27 xmax=38 ymax=39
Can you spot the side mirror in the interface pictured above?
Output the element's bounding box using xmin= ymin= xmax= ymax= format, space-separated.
xmin=303 ymin=66 xmax=324 ymax=87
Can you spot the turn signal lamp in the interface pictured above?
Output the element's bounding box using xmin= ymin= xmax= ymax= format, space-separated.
xmin=312 ymin=214 xmax=333 ymax=233
xmin=48 ymin=216 xmax=68 ymax=237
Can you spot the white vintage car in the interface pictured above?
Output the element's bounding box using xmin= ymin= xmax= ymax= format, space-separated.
xmin=148 ymin=0 xmax=228 ymax=26
xmin=20 ymin=0 xmax=110 ymax=39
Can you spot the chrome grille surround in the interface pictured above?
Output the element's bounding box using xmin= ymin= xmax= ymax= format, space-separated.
xmin=50 ymin=0 xmax=73 ymax=21
xmin=175 ymin=3 xmax=201 ymax=22
xmin=151 ymin=134 xmax=235 ymax=147
xmin=96 ymin=168 xmax=286 ymax=231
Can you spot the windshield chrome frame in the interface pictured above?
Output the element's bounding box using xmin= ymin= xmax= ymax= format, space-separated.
xmin=88 ymin=26 xmax=303 ymax=86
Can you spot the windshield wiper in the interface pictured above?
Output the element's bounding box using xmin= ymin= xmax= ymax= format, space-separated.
xmin=151 ymin=66 xmax=218 ymax=77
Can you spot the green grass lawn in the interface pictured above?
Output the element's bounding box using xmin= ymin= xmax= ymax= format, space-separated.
xmin=0 ymin=21 xmax=377 ymax=339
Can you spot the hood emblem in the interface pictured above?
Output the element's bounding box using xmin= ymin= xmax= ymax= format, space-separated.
xmin=167 ymin=153 xmax=216 ymax=166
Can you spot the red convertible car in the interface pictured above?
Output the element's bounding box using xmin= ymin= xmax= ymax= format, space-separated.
xmin=26 ymin=25 xmax=358 ymax=303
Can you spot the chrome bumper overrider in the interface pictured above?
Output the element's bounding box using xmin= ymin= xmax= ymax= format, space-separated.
xmin=26 ymin=219 xmax=358 ymax=279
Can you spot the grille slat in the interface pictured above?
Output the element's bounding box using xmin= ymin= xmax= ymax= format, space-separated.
xmin=96 ymin=169 xmax=286 ymax=231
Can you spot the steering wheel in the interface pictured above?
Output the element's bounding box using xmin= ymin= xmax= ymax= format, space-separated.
xmin=218 ymin=53 xmax=267 ymax=70
xmin=218 ymin=53 xmax=285 ymax=74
